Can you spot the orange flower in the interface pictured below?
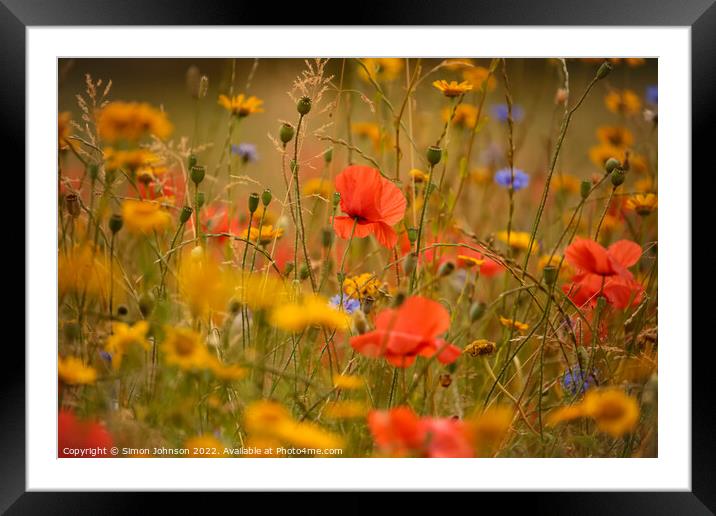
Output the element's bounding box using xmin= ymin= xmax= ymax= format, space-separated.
xmin=333 ymin=165 xmax=406 ymax=248
xmin=368 ymin=406 xmax=474 ymax=458
xmin=350 ymin=296 xmax=461 ymax=368
xmin=604 ymin=90 xmax=642 ymax=115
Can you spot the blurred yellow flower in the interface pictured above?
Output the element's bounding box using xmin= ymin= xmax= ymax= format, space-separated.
xmin=206 ymin=356 xmax=247 ymax=381
xmin=462 ymin=66 xmax=496 ymax=92
xmin=551 ymin=174 xmax=581 ymax=194
xmin=303 ymin=177 xmax=333 ymax=198
xmin=121 ymin=199 xmax=172 ymax=234
xmin=98 ymin=101 xmax=173 ymax=142
xmin=547 ymin=389 xmax=640 ymax=438
xmin=218 ymin=93 xmax=264 ymax=117
xmin=58 ymin=355 xmax=97 ymax=385
xmin=604 ymin=89 xmax=642 ymax=115
xmin=333 ymin=374 xmax=364 ymax=390
xmin=58 ymin=245 xmax=110 ymax=299
xmin=161 ymin=326 xmax=211 ymax=371
xmin=343 ymin=273 xmax=381 ymax=300
xmin=463 ymin=339 xmax=496 ymax=357
xmin=626 ymin=193 xmax=657 ymax=216
xmin=323 ymin=400 xmax=368 ymax=419
xmin=588 ymin=143 xmax=627 ymax=169
xmin=105 ymin=321 xmax=150 ymax=370
xmin=234 ymin=273 xmax=290 ymax=312
xmin=470 ymin=167 xmax=492 ymax=185
xmin=409 ymin=168 xmax=430 ymax=183
xmin=635 ymin=177 xmax=656 ymax=193
xmin=358 ymin=58 xmax=404 ymax=82
xmin=352 ymin=122 xmax=382 ymax=151
xmin=596 ymin=126 xmax=634 ymax=148
xmin=467 ymin=405 xmax=513 ymax=451
xmin=433 ymin=79 xmax=473 ymax=97
xmin=270 ymin=295 xmax=350 ymax=333
xmin=178 ymin=252 xmax=238 ymax=318
xmin=104 ymin=148 xmax=161 ymax=172
xmin=456 ymin=254 xmax=484 ymax=268
xmin=499 ymin=316 xmax=529 ymax=333
xmin=496 ymin=230 xmax=537 ymax=253
xmin=444 ymin=103 xmax=478 ymax=128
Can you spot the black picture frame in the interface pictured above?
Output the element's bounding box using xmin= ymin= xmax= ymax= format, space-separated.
xmin=5 ymin=1 xmax=709 ymax=513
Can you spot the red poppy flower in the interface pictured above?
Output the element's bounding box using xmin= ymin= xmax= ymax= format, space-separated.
xmin=333 ymin=165 xmax=406 ymax=248
xmin=58 ymin=409 xmax=114 ymax=457
xmin=564 ymin=238 xmax=643 ymax=309
xmin=350 ymin=296 xmax=461 ymax=367
xmin=368 ymin=406 xmax=474 ymax=458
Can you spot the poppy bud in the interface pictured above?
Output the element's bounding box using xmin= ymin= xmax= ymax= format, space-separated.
xmin=426 ymin=145 xmax=442 ymax=166
xmin=65 ymin=193 xmax=80 ymax=218
xmin=109 ymin=213 xmax=123 ymax=234
xmin=321 ymin=227 xmax=333 ymax=248
xmin=299 ymin=263 xmax=310 ymax=280
xmin=611 ymin=168 xmax=625 ymax=187
xmin=407 ymin=227 xmax=418 ymax=243
xmin=439 ymin=373 xmax=452 ymax=388
xmin=403 ymin=252 xmax=418 ymax=276
xmin=297 ymin=96 xmax=312 ymax=115
xmin=190 ymin=164 xmax=205 ymax=185
xmin=279 ymin=123 xmax=295 ymax=144
xmin=438 ymin=261 xmax=455 ymax=277
xmin=596 ymin=61 xmax=613 ymax=80
xmin=332 ymin=191 xmax=341 ymax=209
xmin=196 ymin=192 xmax=205 ymax=208
xmin=324 ymin=147 xmax=333 ymax=163
xmin=139 ymin=292 xmax=155 ymax=317
xmin=580 ymin=180 xmax=591 ymax=200
xmin=469 ymin=301 xmax=486 ymax=322
xmin=248 ymin=192 xmax=260 ymax=213
xmin=261 ymin=189 xmax=272 ymax=207
xmin=179 ymin=206 xmax=193 ymax=224
xmin=543 ymin=265 xmax=558 ymax=286
xmin=284 ymin=261 xmax=295 ymax=277
xmin=604 ymin=157 xmax=620 ymax=175
xmin=188 ymin=154 xmax=198 ymax=169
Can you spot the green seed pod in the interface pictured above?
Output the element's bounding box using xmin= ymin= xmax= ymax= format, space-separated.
xmin=438 ymin=261 xmax=455 ymax=277
xmin=392 ymin=291 xmax=406 ymax=308
xmin=297 ymin=96 xmax=312 ymax=115
xmin=196 ymin=192 xmax=206 ymax=208
xmin=611 ymin=168 xmax=625 ymax=187
xmin=604 ymin=157 xmax=620 ymax=175
xmin=469 ymin=301 xmax=486 ymax=322
xmin=190 ymin=164 xmax=205 ymax=185
xmin=426 ymin=145 xmax=442 ymax=166
xmin=139 ymin=292 xmax=155 ymax=317
xmin=261 ymin=189 xmax=272 ymax=207
xmin=543 ymin=265 xmax=558 ymax=286
xmin=299 ymin=263 xmax=310 ymax=280
xmin=407 ymin=227 xmax=418 ymax=244
xmin=580 ymin=180 xmax=592 ymax=200
xmin=332 ymin=191 xmax=341 ymax=209
xmin=283 ymin=261 xmax=295 ymax=277
xmin=596 ymin=61 xmax=613 ymax=80
xmin=279 ymin=122 xmax=295 ymax=144
xmin=188 ymin=154 xmax=198 ymax=169
xmin=109 ymin=213 xmax=123 ymax=234
xmin=248 ymin=192 xmax=260 ymax=213
xmin=324 ymin=147 xmax=333 ymax=163
xmin=179 ymin=206 xmax=193 ymax=224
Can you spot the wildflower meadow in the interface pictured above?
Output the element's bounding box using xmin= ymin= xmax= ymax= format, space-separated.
xmin=57 ymin=58 xmax=657 ymax=458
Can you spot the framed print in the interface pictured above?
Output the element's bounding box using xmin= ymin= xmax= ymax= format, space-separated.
xmin=5 ymin=0 xmax=711 ymax=512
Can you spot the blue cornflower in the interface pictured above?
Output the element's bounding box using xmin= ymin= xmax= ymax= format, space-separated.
xmin=562 ymin=367 xmax=596 ymax=396
xmin=492 ymin=103 xmax=525 ymax=123
xmin=328 ymin=294 xmax=360 ymax=314
xmin=99 ymin=350 xmax=112 ymax=363
xmin=494 ymin=168 xmax=530 ymax=191
xmin=231 ymin=143 xmax=259 ymax=163
xmin=645 ymin=85 xmax=658 ymax=105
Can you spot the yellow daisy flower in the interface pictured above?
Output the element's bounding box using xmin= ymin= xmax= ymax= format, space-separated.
xmin=342 ymin=272 xmax=381 ymax=300
xmin=499 ymin=316 xmax=529 ymax=333
xmin=121 ymin=199 xmax=172 ymax=234
xmin=302 ymin=178 xmax=333 ymax=198
xmin=97 ymin=101 xmax=173 ymax=142
xmin=161 ymin=326 xmax=211 ymax=371
xmin=241 ymin=224 xmax=284 ymax=245
xmin=596 ymin=126 xmax=634 ymax=148
xmin=496 ymin=230 xmax=538 ymax=253
xmin=462 ymin=66 xmax=497 ymax=92
xmin=358 ymin=58 xmax=404 ymax=82
xmin=443 ymin=103 xmax=478 ymax=128
xmin=269 ymin=295 xmax=350 ymax=333
xmin=333 ymin=374 xmax=365 ymax=390
xmin=104 ymin=321 xmax=150 ymax=370
xmin=604 ymin=89 xmax=642 ymax=115
xmin=626 ymin=193 xmax=658 ymax=216
xmin=463 ymin=339 xmax=496 ymax=357
xmin=218 ymin=93 xmax=264 ymax=117
xmin=58 ymin=355 xmax=98 ymax=385
xmin=351 ymin=122 xmax=382 ymax=151
xmin=433 ymin=79 xmax=474 ymax=98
